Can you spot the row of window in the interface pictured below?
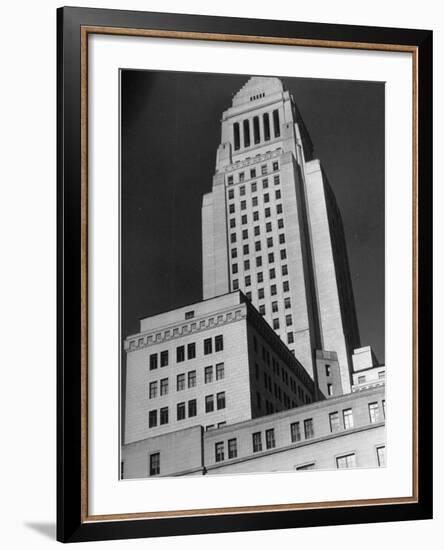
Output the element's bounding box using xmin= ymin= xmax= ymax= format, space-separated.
xmin=146 ymin=444 xmax=386 ymax=476
xmin=229 ymin=215 xmax=284 ymax=235
xmin=148 ymin=363 xmax=226 ymax=399
xmin=233 ymin=279 xmax=290 ymax=296
xmin=357 ymin=371 xmax=386 ymax=384
xmin=230 ymin=230 xmax=286 ymax=247
xmin=231 ymin=248 xmax=287 ymax=263
xmin=228 ymin=182 xmax=282 ymax=213
xmin=148 ymin=335 xmax=224 ymax=371
xmin=233 ymin=262 xmax=288 ymax=280
xmin=148 ymin=392 xmax=226 ymax=428
xmin=227 ymin=161 xmax=279 ymax=188
xmin=233 ymin=112 xmax=280 ymax=151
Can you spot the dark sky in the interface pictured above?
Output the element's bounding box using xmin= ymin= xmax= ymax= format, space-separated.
xmin=121 ymin=70 xmax=385 ymax=363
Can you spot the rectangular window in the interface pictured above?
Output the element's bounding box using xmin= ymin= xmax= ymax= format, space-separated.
xmin=243 ymin=119 xmax=250 ymax=147
xmin=227 ymin=175 xmax=234 ymax=186
xmin=259 ymin=304 xmax=266 ymax=315
xmin=377 ymin=445 xmax=386 ymax=467
xmin=231 ymin=248 xmax=237 ymax=259
xmin=232 ymin=263 xmax=238 ymax=274
xmin=228 ymin=438 xmax=238 ymax=459
xmin=149 ymin=410 xmax=157 ymax=428
xmin=277 ymin=217 xmax=284 ymax=228
xmin=176 ymin=346 xmax=185 ymax=363
xmin=160 ymin=350 xmax=169 ymax=367
xmin=232 ymin=279 xmax=239 ymax=290
xmin=215 ymin=335 xmax=224 ymax=352
xmin=176 ymin=373 xmax=185 ymax=391
xmin=368 ymin=402 xmax=380 ymax=423
xmin=263 ymin=113 xmax=270 ymax=141
xmin=271 ymin=285 xmax=277 ymax=296
xmin=261 ymin=164 xmax=268 ymax=175
xmin=253 ymin=211 xmax=259 ymax=221
xmin=160 ymin=407 xmax=169 ymax=425
xmin=215 ymin=441 xmax=224 ymax=462
xmin=250 ymin=168 xmax=256 ymax=178
xmin=242 ymin=229 xmax=248 ymax=240
xmin=160 ymin=378 xmax=168 ymax=396
xmin=283 ymin=281 xmax=290 ymax=292
xmin=205 ymin=394 xmax=214 ymax=413
xmin=233 ymin=122 xmax=240 ymax=150
xmin=204 ymin=338 xmax=212 ymax=355
xmin=327 ymin=383 xmax=333 ymax=396
xmin=266 ymin=221 xmax=272 ymax=232
xmin=149 ymin=381 xmax=158 ymax=399
xmin=343 ymin=408 xmax=354 ymax=429
xmin=279 ymin=234 xmax=286 ymax=244
xmin=241 ymin=200 xmax=246 ymax=210
xmin=177 ymin=402 xmax=186 ymax=420
xmin=274 ymin=174 xmax=280 ymax=184
xmin=216 ymin=362 xmax=224 ymax=380
xmin=239 ymin=185 xmax=245 ymax=195
xmin=228 ymin=189 xmax=234 ymax=199
xmin=254 ymin=226 xmax=260 ymax=236
xmin=269 ymin=268 xmax=276 ymax=279
xmin=230 ymin=233 xmax=236 ymax=243
xmin=188 ymin=399 xmax=197 ymax=417
xmin=264 ymin=193 xmax=270 ymax=203
xmin=230 ymin=218 xmax=236 ymax=228
xmin=284 ymin=297 xmax=291 ymax=309
xmin=239 ymin=172 xmax=245 ymax=183
xmin=329 ymin=411 xmax=340 ymax=432
xmin=252 ymin=432 xmax=262 ymax=452
xmin=258 ymin=288 xmax=265 ymax=299
xmin=149 ymin=354 xmax=158 ymax=370
xmin=205 ymin=366 xmax=213 ymax=384
xmin=382 ymin=399 xmax=386 ymax=417
xmin=243 ymin=244 xmax=250 ymax=254
xmin=187 ymin=342 xmax=196 ymax=360
xmin=216 ymin=391 xmax=226 ymax=410
xmin=149 ymin=452 xmax=160 ymax=476
xmin=280 ymin=249 xmax=287 ymax=260
xmin=257 ymin=272 xmax=264 ymax=283
xmin=290 ymin=421 xmax=301 ymax=442
xmin=265 ymin=428 xmax=275 ymax=449
xmin=273 ymin=318 xmax=280 ymax=329
xmin=277 ymin=203 xmax=283 ymax=214
xmin=252 ymin=197 xmax=258 ymax=207
xmin=245 ymin=275 xmax=251 ymax=286
xmin=264 ymin=207 xmax=271 ymax=218
xmin=275 ymin=189 xmax=282 ymax=199
xmin=287 ymin=332 xmax=294 ymax=344
xmin=256 ymin=257 xmax=262 ymax=268
xmin=273 ymin=161 xmax=279 ymax=171
xmin=268 ymin=253 xmax=274 ymax=264
xmin=273 ymin=109 xmax=280 ymax=137
xmin=253 ymin=115 xmax=260 ymax=144
xmin=267 ymin=237 xmax=273 ymax=248
xmin=262 ymin=178 xmax=269 ymax=189
xmin=241 ymin=214 xmax=248 ymax=224
xmin=336 ymin=453 xmax=356 ymax=469
xmin=304 ymin=418 xmax=314 ymax=439
xmin=229 ymin=204 xmax=235 ymax=214
xmin=271 ymin=301 xmax=278 ymax=312
xmin=286 ymin=314 xmax=293 ymax=326
xmin=188 ymin=370 xmax=196 ymax=388
xmin=244 ymin=259 xmax=250 ymax=271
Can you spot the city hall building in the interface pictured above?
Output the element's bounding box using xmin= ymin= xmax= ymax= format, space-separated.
xmin=121 ymin=76 xmax=385 ymax=479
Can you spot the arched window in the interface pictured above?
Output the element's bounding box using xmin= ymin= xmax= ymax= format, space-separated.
xmin=243 ymin=119 xmax=251 ymax=148
xmin=273 ymin=109 xmax=280 ymax=137
xmin=253 ymin=116 xmax=260 ymax=144
xmin=263 ymin=113 xmax=270 ymax=141
xmin=233 ymin=122 xmax=240 ymax=150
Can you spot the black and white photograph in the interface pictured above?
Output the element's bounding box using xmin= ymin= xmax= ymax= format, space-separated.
xmin=120 ymin=70 xmax=386 ymax=479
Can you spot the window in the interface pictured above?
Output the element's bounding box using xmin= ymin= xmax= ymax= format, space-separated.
xmin=246 ymin=291 xmax=252 ymax=300
xmin=243 ymin=244 xmax=250 ymax=255
xmin=284 ymin=297 xmax=291 ymax=309
xmin=177 ymin=374 xmax=185 ymax=391
xmin=216 ymin=363 xmax=224 ymax=380
xmin=188 ymin=399 xmax=197 ymax=417
xmin=268 ymin=252 xmax=275 ymax=263
xmin=254 ymin=226 xmax=260 ymax=236
xmin=271 ymin=285 xmax=277 ymax=296
xmin=244 ymin=259 xmax=250 ymax=271
xmin=233 ymin=122 xmax=240 ymax=150
xmin=188 ymin=370 xmax=196 ymax=388
xmin=239 ymin=172 xmax=245 ymax=183
xmin=252 ymin=432 xmax=262 ymax=452
xmin=215 ymin=442 xmax=224 ymax=462
xmin=273 ymin=319 xmax=280 ymax=330
xmin=336 ymin=453 xmax=356 ymax=469
xmin=177 ymin=402 xmax=186 ymax=420
xmin=160 ymin=378 xmax=168 ymax=396
xmin=279 ymin=234 xmax=286 ymax=244
xmin=275 ymin=189 xmax=282 ymax=200
xmin=227 ymin=175 xmax=234 ymax=186
xmin=287 ymin=332 xmax=294 ymax=344
xmin=204 ymin=338 xmax=212 ymax=355
xmin=368 ymin=402 xmax=380 ymax=423
xmin=241 ymin=214 xmax=248 ymax=224
xmin=253 ymin=211 xmax=259 ymax=221
xmin=264 ymin=193 xmax=270 ymax=203
xmin=241 ymin=200 xmax=246 ymax=210
xmin=229 ymin=204 xmax=235 ymax=214
xmin=239 ymin=185 xmax=245 ymax=195
xmin=259 ymin=304 xmax=266 ymax=315
xmin=149 ymin=410 xmax=157 ymax=428
xmin=255 ymin=241 xmax=261 ymax=252
xmin=160 ymin=407 xmax=169 ymax=425
xmin=228 ymin=189 xmax=234 ymax=199
xmin=304 ymin=418 xmax=314 ymax=439
xmin=149 ymin=452 xmax=160 ymax=476
xmin=230 ymin=233 xmax=236 ymax=244
xmin=273 ymin=109 xmax=280 ymax=137
xmin=243 ymin=119 xmax=250 ymax=147
xmin=258 ymin=288 xmax=265 ymax=299
xmin=382 ymin=399 xmax=386 ymax=417
xmin=283 ymin=281 xmax=290 ymax=292
xmin=343 ymin=408 xmax=354 ymax=429
xmin=205 ymin=366 xmax=213 ymax=384
xmin=256 ymin=256 xmax=262 ymax=267
xmin=272 ymin=301 xmax=278 ymax=312
xmin=232 ymin=279 xmax=239 ymax=290
xmin=274 ymin=175 xmax=280 ymax=185
xmin=217 ymin=392 xmax=226 ymax=410
xmin=286 ymin=314 xmax=293 ymax=326
xmin=280 ymin=249 xmax=287 ymax=260
xmin=250 ymin=168 xmax=256 ymax=178
xmin=329 ymin=411 xmax=341 ymax=432
xmin=357 ymin=375 xmax=366 ymax=384
xmin=176 ymin=346 xmax=185 ymax=363
xmin=261 ymin=164 xmax=268 ymax=175
xmin=187 ymin=342 xmax=196 ymax=360
xmin=149 ymin=381 xmax=158 ymax=399
xmin=266 ymin=221 xmax=272 ymax=232
xmin=205 ymin=395 xmax=214 ymax=413
xmin=265 ymin=207 xmax=271 ymax=218
xmin=277 ymin=203 xmax=283 ymax=214
xmin=270 ymin=268 xmax=276 ymax=279
xmin=376 ymin=445 xmax=386 ymax=467
xmin=245 ymin=275 xmax=251 ymax=287
xmin=230 ymin=218 xmax=236 ymax=228
xmin=257 ymin=272 xmax=263 ymax=283
xmin=265 ymin=428 xmax=275 ymax=449
xmin=262 ymin=178 xmax=269 ymax=189
xmin=252 ymin=196 xmax=258 ymax=207
xmin=277 ymin=217 xmax=284 ymax=228
xmin=231 ymin=248 xmax=237 ymax=259
xmin=273 ymin=161 xmax=279 ymax=171
xmin=228 ymin=438 xmax=238 ymax=459
xmin=327 ymin=383 xmax=333 ymax=396
xmin=160 ymin=350 xmax=169 ymax=367
xmin=149 ymin=353 xmax=158 ymax=370
xmin=290 ymin=421 xmax=301 ymax=442
xmin=263 ymin=113 xmax=270 ymax=141
xmin=215 ymin=335 xmax=224 ymax=352
xmin=232 ymin=263 xmax=238 ymax=274
xmin=267 ymin=237 xmax=273 ymax=248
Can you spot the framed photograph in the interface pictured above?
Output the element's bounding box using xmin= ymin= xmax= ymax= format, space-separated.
xmin=57 ymin=6 xmax=433 ymax=543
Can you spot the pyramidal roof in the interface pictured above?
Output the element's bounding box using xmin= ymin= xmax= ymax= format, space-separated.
xmin=232 ymin=77 xmax=284 ymax=107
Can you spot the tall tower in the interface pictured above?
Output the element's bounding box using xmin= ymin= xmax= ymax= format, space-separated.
xmin=202 ymin=77 xmax=360 ymax=393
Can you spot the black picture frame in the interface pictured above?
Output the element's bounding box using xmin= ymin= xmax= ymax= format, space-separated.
xmin=57 ymin=6 xmax=433 ymax=543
